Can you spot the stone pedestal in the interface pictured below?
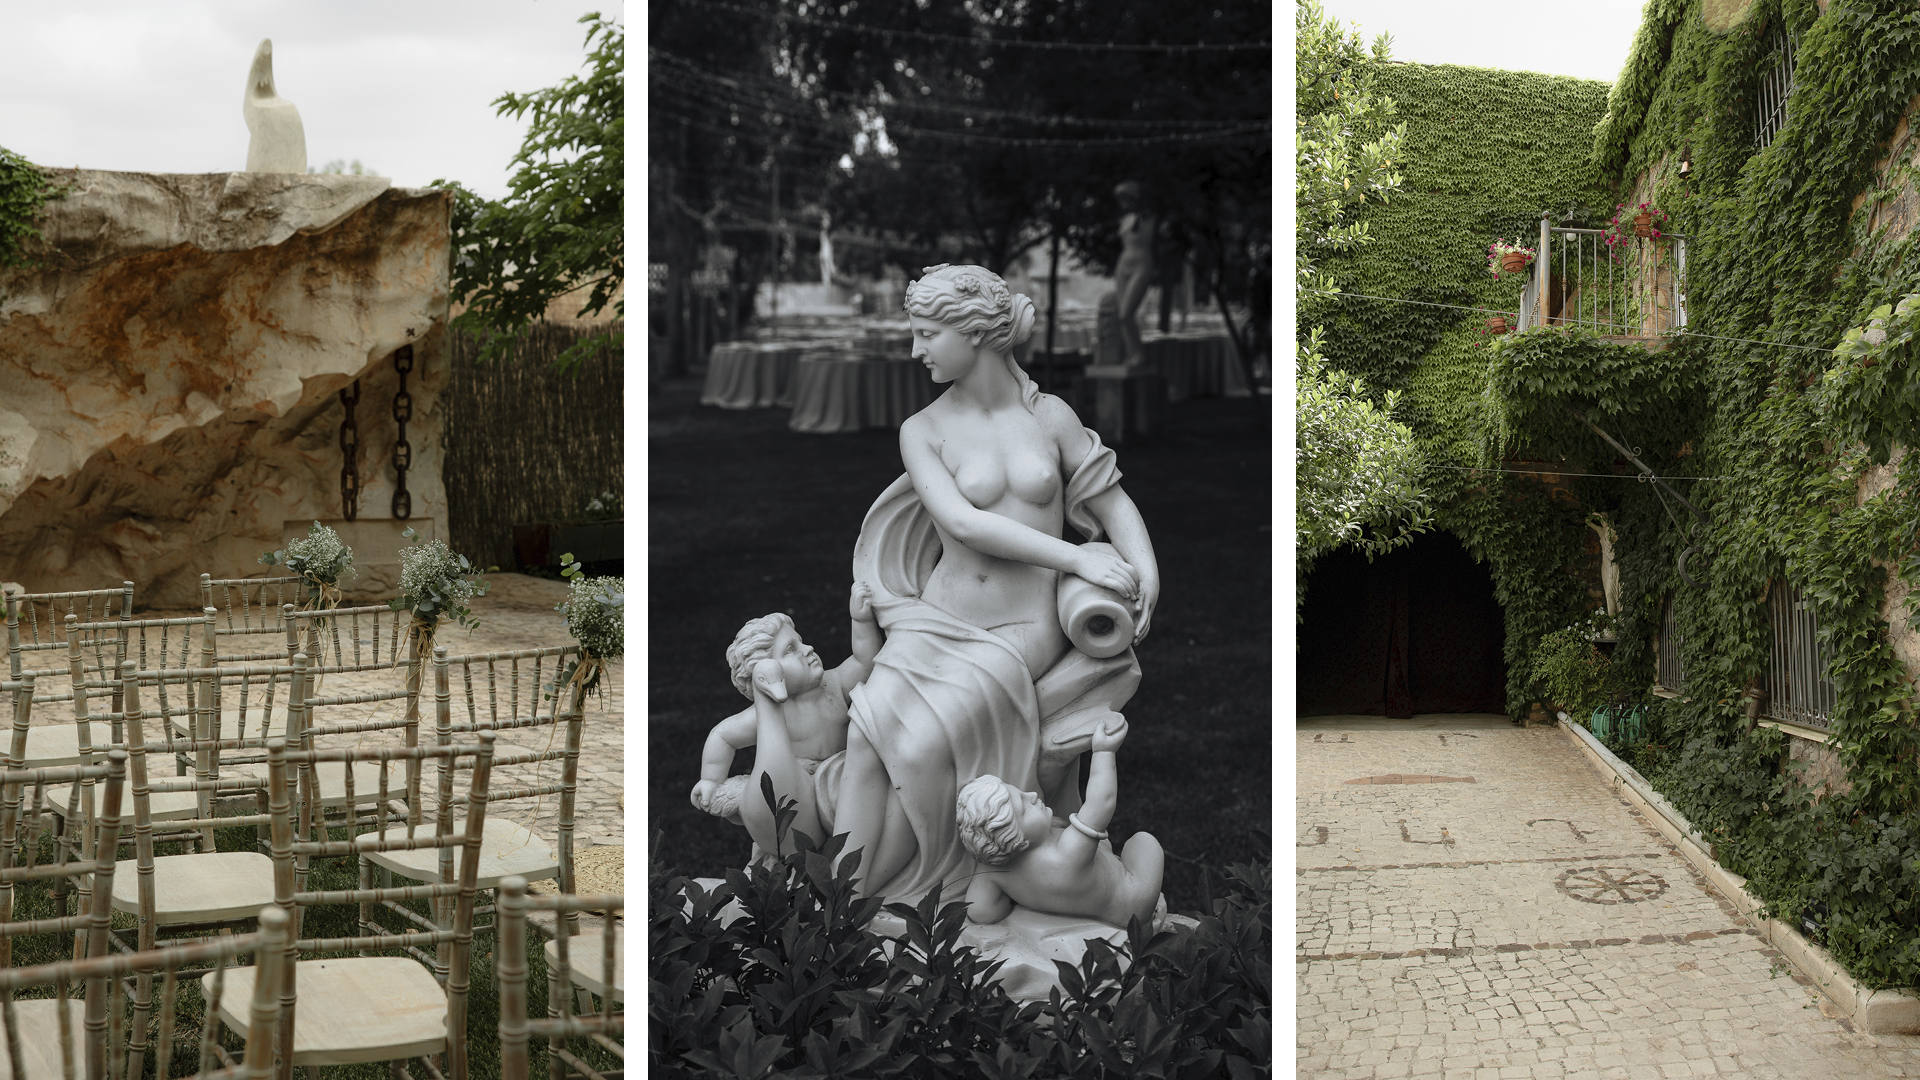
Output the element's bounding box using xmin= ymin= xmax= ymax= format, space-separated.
xmin=1082 ymin=364 xmax=1165 ymax=446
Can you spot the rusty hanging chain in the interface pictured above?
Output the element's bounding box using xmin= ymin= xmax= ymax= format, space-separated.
xmin=391 ymin=345 xmax=413 ymax=520
xmin=338 ymin=380 xmax=362 ymax=522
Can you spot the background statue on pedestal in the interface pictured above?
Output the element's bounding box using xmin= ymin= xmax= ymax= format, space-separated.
xmin=1110 ymin=180 xmax=1156 ymax=367
xmin=244 ymin=39 xmax=306 ymax=174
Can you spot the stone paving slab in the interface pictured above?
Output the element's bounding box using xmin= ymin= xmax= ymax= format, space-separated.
xmin=1297 ymin=719 xmax=1920 ymax=1078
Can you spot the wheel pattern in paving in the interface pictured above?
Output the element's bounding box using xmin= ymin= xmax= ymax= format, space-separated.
xmin=1296 ymin=723 xmax=1920 ymax=1079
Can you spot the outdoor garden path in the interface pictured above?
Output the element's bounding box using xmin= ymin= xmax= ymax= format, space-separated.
xmin=1296 ymin=715 xmax=1920 ymax=1080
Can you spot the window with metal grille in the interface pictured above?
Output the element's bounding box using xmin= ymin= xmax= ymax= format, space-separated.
xmin=1754 ymin=29 xmax=1796 ymax=151
xmin=1656 ymin=593 xmax=1685 ymax=692
xmin=1765 ymin=579 xmax=1836 ymax=729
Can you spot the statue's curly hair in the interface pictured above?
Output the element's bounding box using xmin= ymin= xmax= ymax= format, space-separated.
xmin=904 ymin=264 xmax=1042 ymax=411
xmin=725 ymin=612 xmax=795 ymax=699
xmin=955 ymin=773 xmax=1032 ymax=866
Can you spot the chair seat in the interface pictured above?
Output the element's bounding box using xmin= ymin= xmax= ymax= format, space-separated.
xmin=111 ymin=850 xmax=276 ymax=923
xmin=210 ymin=956 xmax=447 ymax=1066
xmin=546 ymin=926 xmax=624 ymax=1003
xmin=45 ymin=782 xmax=201 ymax=821
xmin=0 ymin=997 xmax=84 ymax=1080
xmin=363 ymin=817 xmax=559 ymax=889
xmin=10 ymin=722 xmax=116 ymax=768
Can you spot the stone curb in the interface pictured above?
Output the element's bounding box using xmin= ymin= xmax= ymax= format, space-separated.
xmin=1558 ymin=720 xmax=1920 ymax=1035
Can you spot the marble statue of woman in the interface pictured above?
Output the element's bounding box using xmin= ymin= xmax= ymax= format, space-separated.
xmin=821 ymin=263 xmax=1161 ymax=905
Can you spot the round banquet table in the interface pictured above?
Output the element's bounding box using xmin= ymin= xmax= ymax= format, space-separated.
xmin=699 ymin=341 xmax=809 ymax=409
xmin=1142 ymin=332 xmax=1251 ymax=402
xmin=787 ymin=351 xmax=942 ymax=434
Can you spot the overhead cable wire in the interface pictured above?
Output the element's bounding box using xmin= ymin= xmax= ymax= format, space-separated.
xmin=651 ymin=49 xmax=1262 ymax=130
xmin=674 ymin=0 xmax=1272 ymax=53
xmin=1428 ymin=464 xmax=1723 ymax=481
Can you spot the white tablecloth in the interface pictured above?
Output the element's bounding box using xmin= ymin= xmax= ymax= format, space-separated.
xmin=788 ymin=353 xmax=942 ymax=434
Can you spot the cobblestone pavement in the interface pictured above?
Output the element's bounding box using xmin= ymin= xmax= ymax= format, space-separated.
xmin=20 ymin=574 xmax=624 ymax=854
xmin=1296 ymin=715 xmax=1920 ymax=1080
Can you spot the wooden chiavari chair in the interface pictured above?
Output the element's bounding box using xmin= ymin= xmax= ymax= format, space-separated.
xmin=497 ymin=876 xmax=621 ymax=1080
xmin=207 ymin=734 xmax=497 ymax=1078
xmin=0 ymin=904 xmax=290 ymax=1080
xmin=361 ymin=646 xmax=587 ymax=948
xmin=3 ymin=584 xmax=133 ymax=683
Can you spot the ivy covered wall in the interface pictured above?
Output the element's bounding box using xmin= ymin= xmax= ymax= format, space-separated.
xmin=1484 ymin=0 xmax=1920 ymax=989
xmin=1304 ymin=62 xmax=1618 ymax=716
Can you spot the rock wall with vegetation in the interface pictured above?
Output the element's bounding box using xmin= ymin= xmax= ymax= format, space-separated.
xmin=1484 ymin=0 xmax=1920 ymax=989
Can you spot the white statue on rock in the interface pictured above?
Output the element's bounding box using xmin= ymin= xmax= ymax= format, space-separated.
xmin=694 ymin=264 xmax=1168 ymax=948
xmin=243 ymin=39 xmax=307 ymax=174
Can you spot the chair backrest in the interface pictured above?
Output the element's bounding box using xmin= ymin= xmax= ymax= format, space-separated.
xmin=281 ymin=603 xmax=408 ymax=672
xmin=496 ymin=876 xmax=622 ymax=1080
xmin=265 ymin=732 xmax=497 ymax=1080
xmin=0 ymin=904 xmax=289 ymax=1080
xmin=201 ymin=575 xmax=307 ymax=658
xmin=435 ymin=646 xmax=587 ymax=894
xmin=0 ymin=752 xmax=127 ymax=972
xmin=4 ymin=585 xmax=135 ymax=681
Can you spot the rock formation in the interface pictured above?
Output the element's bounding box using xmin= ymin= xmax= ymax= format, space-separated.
xmin=0 ymin=171 xmax=451 ymax=608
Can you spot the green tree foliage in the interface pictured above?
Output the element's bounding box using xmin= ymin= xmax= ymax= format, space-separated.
xmin=443 ymin=13 xmax=623 ymax=373
xmin=0 ymin=145 xmax=68 ymax=270
xmin=1294 ymin=1 xmax=1427 ymax=600
xmin=1295 ymin=332 xmax=1433 ymax=607
xmin=1294 ymin=0 xmax=1405 ymax=292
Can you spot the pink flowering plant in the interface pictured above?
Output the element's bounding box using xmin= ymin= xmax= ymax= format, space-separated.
xmin=1602 ymin=201 xmax=1669 ymax=250
xmin=1486 ymin=238 xmax=1535 ymax=279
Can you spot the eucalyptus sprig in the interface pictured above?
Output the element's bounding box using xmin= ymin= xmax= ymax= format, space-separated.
xmin=389 ymin=527 xmax=490 ymax=633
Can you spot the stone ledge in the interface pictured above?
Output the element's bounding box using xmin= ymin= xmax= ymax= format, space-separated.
xmin=1559 ymin=721 xmax=1920 ymax=1034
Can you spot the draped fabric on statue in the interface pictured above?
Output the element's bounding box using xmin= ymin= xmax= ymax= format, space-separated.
xmin=815 ymin=426 xmax=1140 ymax=905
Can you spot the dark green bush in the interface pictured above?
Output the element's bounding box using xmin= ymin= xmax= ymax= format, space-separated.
xmin=649 ymin=795 xmax=1271 ymax=1078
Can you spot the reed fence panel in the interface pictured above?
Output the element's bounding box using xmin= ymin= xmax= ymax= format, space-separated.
xmin=444 ymin=323 xmax=624 ymax=571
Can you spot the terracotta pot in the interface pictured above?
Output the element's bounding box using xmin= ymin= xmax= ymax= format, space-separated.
xmin=1487 ymin=316 xmax=1509 ymax=335
xmin=1634 ymin=212 xmax=1653 ymax=238
xmin=1500 ymin=252 xmax=1529 ymax=273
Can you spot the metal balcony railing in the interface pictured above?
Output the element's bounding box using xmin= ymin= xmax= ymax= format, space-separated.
xmin=1516 ymin=213 xmax=1688 ymax=337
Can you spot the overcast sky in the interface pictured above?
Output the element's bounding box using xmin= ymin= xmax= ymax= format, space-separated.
xmin=0 ymin=0 xmax=622 ymax=200
xmin=1320 ymin=0 xmax=1648 ymax=84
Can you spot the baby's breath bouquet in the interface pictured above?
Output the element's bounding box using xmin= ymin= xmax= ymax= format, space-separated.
xmin=259 ymin=521 xmax=356 ymax=607
xmin=389 ymin=528 xmax=490 ymax=668
xmin=556 ymin=554 xmax=622 ymax=699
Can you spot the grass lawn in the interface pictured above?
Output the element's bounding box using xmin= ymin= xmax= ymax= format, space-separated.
xmin=648 ymin=374 xmax=1272 ymax=913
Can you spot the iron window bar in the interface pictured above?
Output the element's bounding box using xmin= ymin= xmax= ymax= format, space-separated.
xmin=1755 ymin=29 xmax=1796 ymax=151
xmin=1657 ymin=592 xmax=1686 ymax=693
xmin=1765 ymin=579 xmax=1836 ymax=730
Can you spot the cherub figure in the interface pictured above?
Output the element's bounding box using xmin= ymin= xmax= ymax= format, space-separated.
xmin=690 ymin=583 xmax=881 ymax=855
xmin=955 ymin=714 xmax=1164 ymax=928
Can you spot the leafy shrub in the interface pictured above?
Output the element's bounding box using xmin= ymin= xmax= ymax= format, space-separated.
xmin=1530 ymin=613 xmax=1625 ymax=720
xmin=650 ymin=791 xmax=1271 ymax=1078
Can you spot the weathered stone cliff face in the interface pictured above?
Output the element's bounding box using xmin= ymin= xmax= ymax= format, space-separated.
xmin=0 ymin=171 xmax=452 ymax=608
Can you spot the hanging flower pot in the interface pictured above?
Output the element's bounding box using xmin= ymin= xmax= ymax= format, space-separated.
xmin=1604 ymin=202 xmax=1671 ymax=249
xmin=1487 ymin=316 xmax=1510 ymax=335
xmin=1486 ymin=239 xmax=1535 ymax=279
xmin=1634 ymin=213 xmax=1654 ymax=238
